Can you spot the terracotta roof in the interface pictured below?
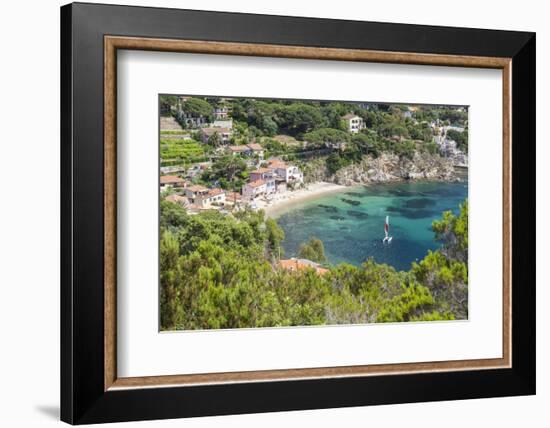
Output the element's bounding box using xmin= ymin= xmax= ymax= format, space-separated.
xmin=201 ymin=127 xmax=232 ymax=136
xmin=278 ymin=258 xmax=329 ymax=275
xmin=268 ymin=159 xmax=287 ymax=169
xmin=226 ymin=191 xmax=242 ymax=200
xmin=186 ymin=184 xmax=209 ymax=192
xmin=246 ymin=179 xmax=266 ymax=188
xmin=251 ymin=167 xmax=273 ymax=174
xmin=228 ymin=145 xmax=251 ymax=152
xmin=160 ymin=175 xmax=185 ymax=184
xmin=342 ymin=113 xmax=360 ymax=120
xmin=247 ymin=143 xmax=263 ymax=151
xmin=165 ymin=194 xmax=189 ymax=205
xmin=207 ymin=188 xmax=225 ymax=197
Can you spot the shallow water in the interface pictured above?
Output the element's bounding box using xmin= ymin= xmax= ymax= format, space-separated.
xmin=275 ymin=180 xmax=468 ymax=271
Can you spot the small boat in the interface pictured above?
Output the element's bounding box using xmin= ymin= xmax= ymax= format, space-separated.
xmin=382 ymin=215 xmax=393 ymax=243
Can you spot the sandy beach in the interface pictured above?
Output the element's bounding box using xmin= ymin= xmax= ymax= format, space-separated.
xmin=259 ymin=182 xmax=350 ymax=217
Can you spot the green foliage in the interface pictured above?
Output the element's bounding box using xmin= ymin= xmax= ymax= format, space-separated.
xmin=413 ymin=106 xmax=468 ymax=125
xmin=422 ymin=141 xmax=439 ymax=155
xmin=376 ymin=283 xmax=434 ymax=322
xmin=157 ymin=96 xmax=470 ymax=330
xmin=406 ymin=120 xmax=434 ymax=142
xmin=323 ymin=134 xmax=374 ymax=174
xmin=447 ymin=128 xmax=468 ymax=152
xmin=432 ymin=200 xmax=468 ymax=261
xmin=206 ymin=131 xmax=222 ymax=148
xmin=412 ymin=201 xmax=469 ymax=318
xmin=160 ymin=138 xmax=207 ymax=165
xmin=265 ymin=218 xmax=285 ymax=259
xmin=379 ymin=122 xmax=409 ymax=139
xmin=181 ymin=97 xmax=214 ymax=120
xmin=274 ymin=103 xmax=327 ymax=136
xmin=159 ymin=95 xmax=178 ymax=116
xmin=160 ymin=199 xmax=468 ymax=330
xmin=392 ymin=140 xmax=416 ymax=160
xmin=201 ymin=155 xmax=248 ymax=191
xmin=297 ymin=237 xmax=327 ymax=263
xmin=304 ymin=128 xmax=350 ymax=147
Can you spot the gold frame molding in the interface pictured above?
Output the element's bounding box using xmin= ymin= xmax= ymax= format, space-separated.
xmin=104 ymin=36 xmax=512 ymax=391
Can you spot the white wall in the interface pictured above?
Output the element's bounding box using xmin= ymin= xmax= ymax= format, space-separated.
xmin=0 ymin=0 xmax=546 ymax=427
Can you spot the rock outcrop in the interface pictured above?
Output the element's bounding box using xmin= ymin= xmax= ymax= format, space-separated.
xmin=304 ymin=152 xmax=458 ymax=186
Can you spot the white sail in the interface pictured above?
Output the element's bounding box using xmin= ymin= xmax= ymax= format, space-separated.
xmin=383 ymin=215 xmax=392 ymax=243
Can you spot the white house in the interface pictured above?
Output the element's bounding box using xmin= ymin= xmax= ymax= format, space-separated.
xmin=242 ymin=178 xmax=276 ymax=200
xmin=200 ymin=127 xmax=232 ymax=144
xmin=184 ymin=184 xmax=210 ymax=203
xmin=160 ymin=175 xmax=186 ymax=189
xmin=267 ymin=159 xmax=303 ymax=185
xmin=185 ymin=185 xmax=226 ymax=208
xmin=227 ymin=143 xmax=264 ymax=159
xmin=249 ymin=167 xmax=274 ymax=182
xmin=201 ymin=188 xmax=226 ymax=207
xmin=212 ymin=119 xmax=233 ymax=129
xmin=214 ymin=105 xmax=230 ymax=119
xmin=246 ymin=143 xmax=265 ymax=160
xmin=176 ymin=111 xmax=208 ymax=128
xmin=342 ymin=113 xmax=365 ymax=134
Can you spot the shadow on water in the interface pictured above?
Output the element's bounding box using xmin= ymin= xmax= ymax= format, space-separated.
xmin=347 ymin=210 xmax=369 ymax=219
xmin=403 ymin=198 xmax=436 ymax=209
xmin=329 ymin=215 xmax=346 ymax=221
xmin=317 ymin=204 xmax=339 ymax=213
xmin=388 ymin=207 xmax=434 ymax=219
xmin=341 ymin=198 xmax=361 ymax=206
xmin=344 ymin=191 xmax=369 ymax=198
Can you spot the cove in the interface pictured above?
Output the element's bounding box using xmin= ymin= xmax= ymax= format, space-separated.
xmin=274 ymin=180 xmax=468 ymax=271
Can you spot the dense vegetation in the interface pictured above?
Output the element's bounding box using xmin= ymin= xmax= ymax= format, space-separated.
xmin=160 ymin=96 xmax=468 ymax=179
xmin=446 ymin=128 xmax=468 ymax=152
xmin=160 ymin=199 xmax=468 ymax=330
xmin=160 ymin=138 xmax=208 ymax=166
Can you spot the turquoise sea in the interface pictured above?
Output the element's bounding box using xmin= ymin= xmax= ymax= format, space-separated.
xmin=275 ymin=180 xmax=468 ymax=271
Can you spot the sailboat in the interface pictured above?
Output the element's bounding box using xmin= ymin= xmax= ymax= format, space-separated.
xmin=382 ymin=215 xmax=393 ymax=243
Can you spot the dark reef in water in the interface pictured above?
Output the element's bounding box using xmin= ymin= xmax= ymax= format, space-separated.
xmin=387 ymin=189 xmax=418 ymax=197
xmin=387 ymin=206 xmax=433 ymax=219
xmin=403 ymin=198 xmax=436 ymax=209
xmin=344 ymin=191 xmax=367 ymax=198
xmin=329 ymin=215 xmax=346 ymax=221
xmin=317 ymin=204 xmax=339 ymax=213
xmin=347 ymin=210 xmax=369 ymax=219
xmin=341 ymin=198 xmax=361 ymax=206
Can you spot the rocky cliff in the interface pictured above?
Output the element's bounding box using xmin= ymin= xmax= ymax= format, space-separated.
xmin=303 ymin=152 xmax=458 ymax=186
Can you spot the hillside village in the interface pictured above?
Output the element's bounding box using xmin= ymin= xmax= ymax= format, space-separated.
xmin=158 ymin=96 xmax=470 ymax=329
xmin=159 ymin=95 xmax=468 ymax=215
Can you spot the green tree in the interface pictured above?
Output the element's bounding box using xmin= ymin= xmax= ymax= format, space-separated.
xmin=304 ymin=128 xmax=350 ymax=148
xmin=181 ymin=97 xmax=214 ymax=121
xmin=160 ymin=95 xmax=178 ymax=116
xmin=432 ymin=200 xmax=468 ymax=262
xmin=275 ymin=103 xmax=327 ymax=136
xmin=265 ymin=218 xmax=285 ymax=259
xmin=412 ymin=200 xmax=469 ymax=318
xmin=160 ymin=230 xmax=185 ymax=329
xmin=447 ymin=128 xmax=468 ymax=152
xmin=207 ymin=131 xmax=221 ymax=148
xmin=298 ymin=237 xmax=327 ymax=262
xmin=202 ymin=155 xmax=248 ymax=190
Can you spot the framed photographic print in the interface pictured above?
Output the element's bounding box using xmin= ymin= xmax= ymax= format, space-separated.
xmin=60 ymin=2 xmax=536 ymax=425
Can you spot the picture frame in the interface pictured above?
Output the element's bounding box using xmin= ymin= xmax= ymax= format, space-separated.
xmin=61 ymin=2 xmax=535 ymax=424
